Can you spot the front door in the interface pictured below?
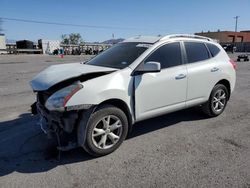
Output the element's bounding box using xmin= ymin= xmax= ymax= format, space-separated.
xmin=134 ymin=42 xmax=187 ymax=121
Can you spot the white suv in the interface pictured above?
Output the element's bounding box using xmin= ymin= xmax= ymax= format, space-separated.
xmin=30 ymin=34 xmax=236 ymax=156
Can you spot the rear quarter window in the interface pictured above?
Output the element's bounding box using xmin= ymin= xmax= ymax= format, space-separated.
xmin=206 ymin=43 xmax=220 ymax=57
xmin=184 ymin=42 xmax=210 ymax=63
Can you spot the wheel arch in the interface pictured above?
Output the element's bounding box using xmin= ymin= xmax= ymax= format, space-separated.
xmin=97 ymin=99 xmax=134 ymax=134
xmin=215 ymin=79 xmax=231 ymax=100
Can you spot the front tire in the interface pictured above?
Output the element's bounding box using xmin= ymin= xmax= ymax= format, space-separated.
xmin=80 ymin=105 xmax=128 ymax=156
xmin=202 ymin=84 xmax=229 ymax=117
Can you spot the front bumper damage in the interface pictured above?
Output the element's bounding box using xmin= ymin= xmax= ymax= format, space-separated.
xmin=31 ymin=101 xmax=91 ymax=152
xmin=36 ymin=102 xmax=78 ymax=134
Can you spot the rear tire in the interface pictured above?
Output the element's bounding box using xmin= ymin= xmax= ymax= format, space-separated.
xmin=202 ymin=84 xmax=229 ymax=117
xmin=79 ymin=105 xmax=128 ymax=157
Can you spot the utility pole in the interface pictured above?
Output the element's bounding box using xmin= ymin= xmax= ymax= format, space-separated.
xmin=0 ymin=18 xmax=3 ymax=34
xmin=234 ymin=16 xmax=239 ymax=32
xmin=112 ymin=33 xmax=115 ymax=45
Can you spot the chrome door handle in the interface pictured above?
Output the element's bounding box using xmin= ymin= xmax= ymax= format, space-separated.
xmin=211 ymin=67 xmax=219 ymax=72
xmin=175 ymin=74 xmax=186 ymax=80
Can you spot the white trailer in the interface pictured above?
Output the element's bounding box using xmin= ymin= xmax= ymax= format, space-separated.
xmin=38 ymin=39 xmax=60 ymax=54
xmin=0 ymin=34 xmax=7 ymax=54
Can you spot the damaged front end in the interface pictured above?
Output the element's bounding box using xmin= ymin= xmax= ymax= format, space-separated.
xmin=31 ymin=88 xmax=91 ymax=151
xmin=30 ymin=63 xmax=117 ymax=151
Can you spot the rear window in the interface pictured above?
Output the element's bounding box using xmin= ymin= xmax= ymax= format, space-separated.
xmin=206 ymin=43 xmax=220 ymax=57
xmin=184 ymin=42 xmax=210 ymax=63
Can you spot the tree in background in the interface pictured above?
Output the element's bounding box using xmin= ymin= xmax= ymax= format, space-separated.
xmin=61 ymin=33 xmax=84 ymax=45
xmin=69 ymin=33 xmax=84 ymax=45
xmin=61 ymin=34 xmax=69 ymax=44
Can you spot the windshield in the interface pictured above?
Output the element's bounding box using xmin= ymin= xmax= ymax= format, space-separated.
xmin=86 ymin=42 xmax=150 ymax=69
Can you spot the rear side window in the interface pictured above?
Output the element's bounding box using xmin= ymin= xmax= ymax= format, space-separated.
xmin=206 ymin=43 xmax=220 ymax=57
xmin=184 ymin=42 xmax=210 ymax=63
xmin=145 ymin=42 xmax=182 ymax=69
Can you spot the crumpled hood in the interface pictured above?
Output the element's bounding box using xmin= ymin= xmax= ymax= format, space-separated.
xmin=30 ymin=63 xmax=117 ymax=91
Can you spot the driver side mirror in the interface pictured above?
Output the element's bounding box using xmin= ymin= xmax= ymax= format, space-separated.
xmin=133 ymin=61 xmax=161 ymax=75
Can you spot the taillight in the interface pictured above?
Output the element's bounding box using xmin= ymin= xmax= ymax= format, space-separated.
xmin=229 ymin=59 xmax=236 ymax=70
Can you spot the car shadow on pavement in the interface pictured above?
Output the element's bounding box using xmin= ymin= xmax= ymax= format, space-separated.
xmin=0 ymin=107 xmax=207 ymax=176
xmin=129 ymin=107 xmax=207 ymax=139
xmin=0 ymin=113 xmax=94 ymax=176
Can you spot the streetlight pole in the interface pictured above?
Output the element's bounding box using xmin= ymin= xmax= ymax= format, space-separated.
xmin=0 ymin=18 xmax=3 ymax=34
xmin=234 ymin=16 xmax=239 ymax=32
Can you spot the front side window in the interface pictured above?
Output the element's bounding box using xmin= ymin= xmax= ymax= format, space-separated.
xmin=145 ymin=42 xmax=182 ymax=69
xmin=86 ymin=42 xmax=150 ymax=69
xmin=184 ymin=42 xmax=210 ymax=63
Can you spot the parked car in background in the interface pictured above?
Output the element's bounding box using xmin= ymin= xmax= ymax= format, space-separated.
xmin=222 ymin=44 xmax=237 ymax=53
xmin=30 ymin=34 xmax=236 ymax=156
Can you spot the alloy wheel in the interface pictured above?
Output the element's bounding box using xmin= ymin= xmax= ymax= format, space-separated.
xmin=91 ymin=115 xmax=123 ymax=149
xmin=212 ymin=89 xmax=227 ymax=112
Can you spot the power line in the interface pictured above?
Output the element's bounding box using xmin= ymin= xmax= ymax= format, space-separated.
xmin=0 ymin=17 xmax=146 ymax=31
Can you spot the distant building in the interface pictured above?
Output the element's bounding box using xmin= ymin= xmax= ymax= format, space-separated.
xmin=38 ymin=39 xmax=60 ymax=54
xmin=0 ymin=34 xmax=7 ymax=54
xmin=16 ymin=40 xmax=34 ymax=49
xmin=195 ymin=31 xmax=250 ymax=43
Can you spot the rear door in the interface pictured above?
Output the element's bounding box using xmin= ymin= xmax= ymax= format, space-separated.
xmin=184 ymin=41 xmax=219 ymax=107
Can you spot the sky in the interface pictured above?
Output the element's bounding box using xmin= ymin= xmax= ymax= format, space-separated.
xmin=0 ymin=0 xmax=250 ymax=42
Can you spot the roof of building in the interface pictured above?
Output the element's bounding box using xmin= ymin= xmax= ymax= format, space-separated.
xmin=196 ymin=30 xmax=250 ymax=34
